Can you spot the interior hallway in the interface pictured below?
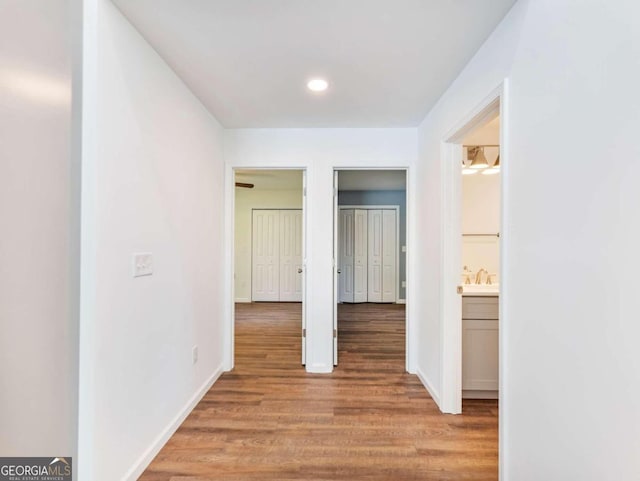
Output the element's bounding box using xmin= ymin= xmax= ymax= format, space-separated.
xmin=139 ymin=303 xmax=498 ymax=480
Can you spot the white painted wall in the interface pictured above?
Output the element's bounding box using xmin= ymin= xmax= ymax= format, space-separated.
xmin=0 ymin=0 xmax=79 ymax=463
xmin=78 ymin=1 xmax=226 ymax=479
xmin=462 ymin=171 xmax=500 ymax=281
xmin=224 ymin=129 xmax=417 ymax=373
xmin=235 ymin=188 xmax=303 ymax=302
xmin=415 ymin=0 xmax=640 ymax=479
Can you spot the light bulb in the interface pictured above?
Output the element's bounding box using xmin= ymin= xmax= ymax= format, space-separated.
xmin=307 ymin=79 xmax=328 ymax=92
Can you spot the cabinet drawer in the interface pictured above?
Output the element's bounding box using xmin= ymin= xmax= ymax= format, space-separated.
xmin=462 ymin=296 xmax=499 ymax=320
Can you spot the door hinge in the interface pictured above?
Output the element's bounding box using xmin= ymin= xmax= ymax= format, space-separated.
xmin=333 ymin=329 xmax=337 ymax=338
xmin=302 ymin=328 xmax=306 ymax=337
xmin=303 ymin=187 xmax=306 ymax=196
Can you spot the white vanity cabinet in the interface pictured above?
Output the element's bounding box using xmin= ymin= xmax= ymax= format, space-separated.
xmin=462 ymin=296 xmax=499 ymax=399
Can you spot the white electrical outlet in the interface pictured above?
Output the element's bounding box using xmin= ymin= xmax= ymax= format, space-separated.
xmin=132 ymin=253 xmax=153 ymax=277
xmin=192 ymin=345 xmax=198 ymax=365
xmin=402 ymin=281 xmax=406 ymax=288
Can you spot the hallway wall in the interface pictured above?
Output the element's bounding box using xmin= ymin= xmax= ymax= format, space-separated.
xmin=79 ymin=1 xmax=226 ymax=480
xmin=0 ymin=0 xmax=79 ymax=463
xmin=415 ymin=0 xmax=640 ymax=479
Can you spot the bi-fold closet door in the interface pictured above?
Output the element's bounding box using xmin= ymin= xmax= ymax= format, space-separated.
xmin=252 ymin=209 xmax=303 ymax=302
xmin=338 ymin=208 xmax=396 ymax=303
xmin=367 ymin=209 xmax=396 ymax=302
xmin=338 ymin=209 xmax=368 ymax=303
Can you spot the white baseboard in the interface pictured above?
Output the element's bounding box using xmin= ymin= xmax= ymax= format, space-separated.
xmin=396 ymin=299 xmax=406 ymax=304
xmin=306 ymin=362 xmax=333 ymax=374
xmin=234 ymin=297 xmax=251 ymax=303
xmin=123 ymin=364 xmax=224 ymax=481
xmin=416 ymin=366 xmax=441 ymax=408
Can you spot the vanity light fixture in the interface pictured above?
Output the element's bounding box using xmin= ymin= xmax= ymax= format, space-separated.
xmin=307 ymin=78 xmax=328 ymax=92
xmin=482 ymin=154 xmax=500 ymax=175
xmin=468 ymin=146 xmax=490 ymax=169
xmin=463 ymin=145 xmax=500 ymax=174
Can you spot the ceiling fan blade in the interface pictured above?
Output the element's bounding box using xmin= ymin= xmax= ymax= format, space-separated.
xmin=235 ymin=182 xmax=254 ymax=189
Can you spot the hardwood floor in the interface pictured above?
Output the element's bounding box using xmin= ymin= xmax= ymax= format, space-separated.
xmin=139 ymin=302 xmax=498 ymax=481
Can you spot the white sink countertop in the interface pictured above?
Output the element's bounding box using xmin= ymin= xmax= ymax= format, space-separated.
xmin=458 ymin=284 xmax=499 ymax=296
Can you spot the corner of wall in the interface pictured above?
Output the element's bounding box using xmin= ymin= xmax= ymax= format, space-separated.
xmin=123 ymin=364 xmax=224 ymax=480
xmin=415 ymin=366 xmax=441 ymax=408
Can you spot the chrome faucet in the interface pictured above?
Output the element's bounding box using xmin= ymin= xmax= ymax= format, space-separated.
xmin=463 ymin=265 xmax=473 ymax=285
xmin=475 ymin=268 xmax=487 ymax=284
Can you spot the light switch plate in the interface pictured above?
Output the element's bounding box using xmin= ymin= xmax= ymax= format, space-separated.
xmin=133 ymin=253 xmax=153 ymax=277
xmin=401 ymin=245 xmax=407 ymax=252
xmin=402 ymin=281 xmax=406 ymax=288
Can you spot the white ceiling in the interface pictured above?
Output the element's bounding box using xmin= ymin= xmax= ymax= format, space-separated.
xmin=111 ymin=0 xmax=516 ymax=128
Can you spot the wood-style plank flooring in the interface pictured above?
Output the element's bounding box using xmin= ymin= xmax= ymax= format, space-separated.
xmin=139 ymin=303 xmax=498 ymax=480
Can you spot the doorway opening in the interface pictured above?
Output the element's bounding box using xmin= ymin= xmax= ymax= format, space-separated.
xmin=440 ymin=83 xmax=507 ymax=424
xmin=460 ymin=116 xmax=501 ymax=404
xmin=233 ymin=169 xmax=307 ymax=366
xmin=332 ymin=169 xmax=408 ymax=369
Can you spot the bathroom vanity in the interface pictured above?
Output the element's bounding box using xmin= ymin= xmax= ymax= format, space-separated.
xmin=461 ymin=289 xmax=499 ymax=399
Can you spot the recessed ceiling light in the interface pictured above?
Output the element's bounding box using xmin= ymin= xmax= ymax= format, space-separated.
xmin=307 ymin=78 xmax=328 ymax=92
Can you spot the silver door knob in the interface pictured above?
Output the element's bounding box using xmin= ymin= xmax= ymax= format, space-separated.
xmin=337 ymin=269 xmax=341 ymax=274
xmin=297 ymin=268 xmax=303 ymax=273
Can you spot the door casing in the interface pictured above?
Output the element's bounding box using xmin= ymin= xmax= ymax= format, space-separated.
xmin=439 ymin=81 xmax=509 ymax=481
xmin=226 ymin=168 xmax=308 ymax=369
xmin=332 ymin=167 xmax=410 ymax=370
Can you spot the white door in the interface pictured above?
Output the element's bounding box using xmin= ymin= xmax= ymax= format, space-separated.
xmin=279 ymin=210 xmax=303 ymax=302
xmin=333 ymin=171 xmax=339 ymax=365
xmin=367 ymin=209 xmax=383 ymax=302
xmin=338 ymin=209 xmax=355 ymax=303
xmin=353 ymin=209 xmax=368 ymax=303
xmin=382 ymin=209 xmax=397 ymax=302
xmin=252 ymin=210 xmax=280 ymax=301
xmin=301 ymin=172 xmax=307 ymax=364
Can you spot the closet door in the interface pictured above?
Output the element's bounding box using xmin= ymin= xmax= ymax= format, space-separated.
xmin=252 ymin=210 xmax=280 ymax=301
xmin=338 ymin=209 xmax=355 ymax=303
xmin=280 ymin=210 xmax=303 ymax=302
xmin=381 ymin=209 xmax=397 ymax=302
xmin=367 ymin=209 xmax=383 ymax=302
xmin=353 ymin=209 xmax=368 ymax=303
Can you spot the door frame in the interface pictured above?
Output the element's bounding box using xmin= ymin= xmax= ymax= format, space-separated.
xmin=332 ymin=168 xmax=411 ymax=372
xmin=439 ymin=80 xmax=509 ymax=449
xmin=338 ymin=205 xmax=401 ymax=303
xmin=224 ymin=167 xmax=308 ymax=370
